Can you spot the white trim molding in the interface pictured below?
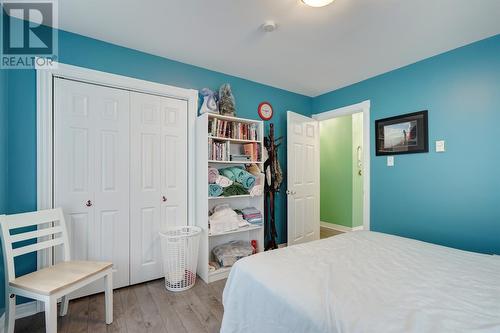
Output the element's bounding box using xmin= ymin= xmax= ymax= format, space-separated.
xmin=313 ymin=100 xmax=371 ymax=231
xmin=313 ymin=100 xmax=370 ymax=121
xmin=36 ymin=60 xmax=198 ymax=312
xmin=321 ymin=221 xmax=364 ymax=232
xmin=0 ymin=301 xmax=38 ymax=333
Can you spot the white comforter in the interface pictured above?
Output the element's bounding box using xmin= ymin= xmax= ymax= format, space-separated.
xmin=221 ymin=231 xmax=500 ymax=333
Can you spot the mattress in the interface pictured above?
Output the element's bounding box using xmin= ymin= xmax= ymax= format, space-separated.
xmin=221 ymin=231 xmax=500 ymax=333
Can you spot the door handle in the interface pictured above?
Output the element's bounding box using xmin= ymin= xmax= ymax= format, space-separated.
xmin=86 ymin=200 xmax=92 ymax=207
xmin=286 ymin=190 xmax=297 ymax=195
xmin=162 ymin=196 xmax=167 ymax=202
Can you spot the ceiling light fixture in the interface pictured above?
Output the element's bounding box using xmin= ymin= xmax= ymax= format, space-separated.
xmin=301 ymin=0 xmax=334 ymax=7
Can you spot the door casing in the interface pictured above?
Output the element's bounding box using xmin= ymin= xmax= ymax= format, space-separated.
xmin=312 ymin=100 xmax=371 ymax=232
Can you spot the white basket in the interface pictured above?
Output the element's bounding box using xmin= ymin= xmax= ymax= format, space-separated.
xmin=159 ymin=226 xmax=202 ymax=292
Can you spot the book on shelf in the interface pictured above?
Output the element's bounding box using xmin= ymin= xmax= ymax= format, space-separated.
xmin=208 ymin=138 xmax=230 ymax=161
xmin=208 ymin=118 xmax=258 ymax=141
xmin=243 ymin=143 xmax=259 ymax=162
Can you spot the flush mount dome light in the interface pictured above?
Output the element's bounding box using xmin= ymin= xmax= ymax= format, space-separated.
xmin=301 ymin=0 xmax=334 ymax=7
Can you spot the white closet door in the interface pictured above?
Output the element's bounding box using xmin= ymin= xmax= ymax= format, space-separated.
xmin=54 ymin=78 xmax=130 ymax=297
xmin=130 ymin=92 xmax=188 ymax=284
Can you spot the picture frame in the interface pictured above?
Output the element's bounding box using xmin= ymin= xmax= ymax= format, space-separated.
xmin=375 ymin=110 xmax=428 ymax=156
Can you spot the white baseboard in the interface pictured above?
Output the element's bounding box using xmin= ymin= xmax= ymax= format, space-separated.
xmin=321 ymin=221 xmax=364 ymax=232
xmin=278 ymin=243 xmax=287 ymax=248
xmin=0 ymin=301 xmax=38 ymax=333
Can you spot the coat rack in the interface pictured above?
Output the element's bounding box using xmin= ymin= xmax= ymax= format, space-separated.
xmin=264 ymin=123 xmax=283 ymax=250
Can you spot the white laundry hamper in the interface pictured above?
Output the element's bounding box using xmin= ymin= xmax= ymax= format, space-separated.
xmin=159 ymin=226 xmax=202 ymax=292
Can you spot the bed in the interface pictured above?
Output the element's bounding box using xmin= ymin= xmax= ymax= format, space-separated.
xmin=221 ymin=231 xmax=500 ymax=333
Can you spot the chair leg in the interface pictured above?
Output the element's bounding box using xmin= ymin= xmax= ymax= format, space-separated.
xmin=44 ymin=297 xmax=58 ymax=333
xmin=59 ymin=295 xmax=69 ymax=316
xmin=5 ymin=293 xmax=16 ymax=333
xmin=104 ymin=272 xmax=113 ymax=324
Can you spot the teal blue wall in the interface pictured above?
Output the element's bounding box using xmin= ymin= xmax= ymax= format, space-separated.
xmin=3 ymin=15 xmax=499 ymax=314
xmin=6 ymin=27 xmax=312 ymax=234
xmin=0 ymin=68 xmax=7 ymax=313
xmin=0 ymin=69 xmax=6 ymax=214
xmin=313 ymin=34 xmax=500 ymax=255
xmin=4 ymin=24 xmax=312 ymax=301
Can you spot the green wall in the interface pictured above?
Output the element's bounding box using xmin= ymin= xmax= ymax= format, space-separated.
xmin=320 ymin=115 xmax=353 ymax=227
xmin=320 ymin=114 xmax=364 ymax=228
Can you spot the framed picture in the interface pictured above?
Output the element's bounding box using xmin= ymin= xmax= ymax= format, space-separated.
xmin=375 ymin=110 xmax=428 ymax=156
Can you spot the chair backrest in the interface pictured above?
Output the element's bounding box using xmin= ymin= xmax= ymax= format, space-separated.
xmin=0 ymin=208 xmax=70 ymax=282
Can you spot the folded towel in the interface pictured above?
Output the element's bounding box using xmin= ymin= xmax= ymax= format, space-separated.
xmin=223 ymin=183 xmax=249 ymax=196
xmin=219 ymin=167 xmax=238 ymax=181
xmin=209 ymin=184 xmax=223 ymax=197
xmin=250 ymin=184 xmax=263 ymax=197
xmin=215 ymin=175 xmax=233 ymax=188
xmin=246 ymin=218 xmax=263 ymax=225
xmin=209 ymin=206 xmax=240 ymax=233
xmin=241 ymin=207 xmax=262 ymax=222
xmin=220 ymin=167 xmax=256 ymax=189
xmin=243 ymin=213 xmax=262 ymax=219
xmin=241 ymin=207 xmax=261 ymax=215
xmin=208 ymin=167 xmax=219 ymax=184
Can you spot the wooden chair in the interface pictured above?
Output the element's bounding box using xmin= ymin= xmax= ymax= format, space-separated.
xmin=0 ymin=208 xmax=113 ymax=333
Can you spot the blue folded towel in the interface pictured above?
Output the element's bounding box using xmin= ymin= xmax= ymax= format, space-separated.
xmin=209 ymin=184 xmax=223 ymax=197
xmin=220 ymin=167 xmax=256 ymax=190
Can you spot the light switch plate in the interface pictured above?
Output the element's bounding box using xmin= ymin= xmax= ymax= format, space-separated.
xmin=387 ymin=156 xmax=394 ymax=167
xmin=436 ymin=140 xmax=446 ymax=152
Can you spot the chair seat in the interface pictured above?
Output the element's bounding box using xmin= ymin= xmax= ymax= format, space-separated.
xmin=10 ymin=261 xmax=113 ymax=296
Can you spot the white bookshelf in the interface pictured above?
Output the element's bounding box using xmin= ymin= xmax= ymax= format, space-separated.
xmin=208 ymin=160 xmax=264 ymax=164
xmin=196 ymin=113 xmax=265 ymax=283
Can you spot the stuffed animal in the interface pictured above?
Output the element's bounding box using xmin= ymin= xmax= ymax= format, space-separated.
xmin=199 ymin=88 xmax=219 ymax=114
xmin=218 ymin=83 xmax=236 ymax=116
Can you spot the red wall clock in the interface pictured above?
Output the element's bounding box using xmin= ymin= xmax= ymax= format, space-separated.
xmin=258 ymin=102 xmax=273 ymax=121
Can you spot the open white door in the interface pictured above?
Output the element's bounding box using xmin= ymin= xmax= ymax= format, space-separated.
xmin=287 ymin=111 xmax=320 ymax=246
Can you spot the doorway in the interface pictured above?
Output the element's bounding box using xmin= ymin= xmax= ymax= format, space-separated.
xmin=318 ymin=112 xmax=363 ymax=237
xmin=313 ymin=101 xmax=371 ymax=236
xmin=286 ymin=101 xmax=370 ymax=246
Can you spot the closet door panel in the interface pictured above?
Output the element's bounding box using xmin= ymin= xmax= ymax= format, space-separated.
xmin=67 ymin=212 xmax=90 ymax=261
xmin=92 ymin=87 xmax=130 ymax=291
xmin=160 ymin=98 xmax=188 ymax=230
xmin=130 ymin=92 xmax=188 ymax=284
xmin=130 ymin=92 xmax=162 ymax=284
xmin=54 ymin=79 xmax=95 ymax=268
xmin=54 ymin=78 xmax=130 ymax=298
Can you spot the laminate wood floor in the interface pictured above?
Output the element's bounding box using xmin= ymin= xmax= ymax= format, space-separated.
xmin=320 ymin=227 xmax=344 ymax=239
xmin=13 ymin=278 xmax=227 ymax=333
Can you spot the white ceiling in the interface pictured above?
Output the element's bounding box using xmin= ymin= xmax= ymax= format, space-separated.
xmin=54 ymin=0 xmax=499 ymax=96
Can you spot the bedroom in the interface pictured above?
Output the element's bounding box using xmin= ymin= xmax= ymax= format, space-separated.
xmin=0 ymin=0 xmax=499 ymax=332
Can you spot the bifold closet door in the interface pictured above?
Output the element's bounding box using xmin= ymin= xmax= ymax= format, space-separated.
xmin=54 ymin=78 xmax=130 ymax=297
xmin=130 ymin=92 xmax=188 ymax=284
